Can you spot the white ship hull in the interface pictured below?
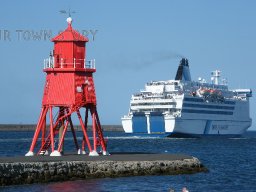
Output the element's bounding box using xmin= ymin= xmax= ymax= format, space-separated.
xmin=122 ymin=116 xmax=252 ymax=136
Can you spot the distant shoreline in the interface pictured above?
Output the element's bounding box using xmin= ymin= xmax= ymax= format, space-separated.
xmin=0 ymin=124 xmax=254 ymax=132
xmin=0 ymin=124 xmax=124 ymax=132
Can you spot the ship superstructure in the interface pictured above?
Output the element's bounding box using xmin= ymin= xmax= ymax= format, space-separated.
xmin=122 ymin=58 xmax=252 ymax=136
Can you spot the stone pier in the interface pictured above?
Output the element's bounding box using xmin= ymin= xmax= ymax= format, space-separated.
xmin=0 ymin=153 xmax=207 ymax=186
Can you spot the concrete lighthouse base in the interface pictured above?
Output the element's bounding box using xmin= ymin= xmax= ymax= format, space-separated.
xmin=0 ymin=153 xmax=207 ymax=186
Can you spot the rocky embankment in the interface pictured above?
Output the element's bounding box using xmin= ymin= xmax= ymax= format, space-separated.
xmin=0 ymin=154 xmax=207 ymax=186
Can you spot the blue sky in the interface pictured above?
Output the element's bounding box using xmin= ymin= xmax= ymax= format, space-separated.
xmin=0 ymin=0 xmax=255 ymax=130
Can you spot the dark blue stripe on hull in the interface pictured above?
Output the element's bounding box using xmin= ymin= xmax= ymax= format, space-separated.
xmin=132 ymin=114 xmax=166 ymax=133
xmin=168 ymin=132 xmax=242 ymax=138
xmin=150 ymin=115 xmax=165 ymax=133
xmin=132 ymin=116 xmax=147 ymax=133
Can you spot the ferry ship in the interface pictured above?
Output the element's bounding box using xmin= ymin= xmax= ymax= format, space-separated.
xmin=121 ymin=58 xmax=252 ymax=136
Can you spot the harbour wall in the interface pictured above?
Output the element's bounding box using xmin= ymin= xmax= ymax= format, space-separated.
xmin=0 ymin=154 xmax=207 ymax=186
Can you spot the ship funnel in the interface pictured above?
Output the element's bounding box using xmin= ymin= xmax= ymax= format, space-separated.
xmin=175 ymin=58 xmax=192 ymax=81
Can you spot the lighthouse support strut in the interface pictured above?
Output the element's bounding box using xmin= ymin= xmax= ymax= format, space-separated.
xmin=88 ymin=105 xmax=108 ymax=155
xmin=57 ymin=117 xmax=70 ymax=152
xmin=81 ymin=107 xmax=89 ymax=153
xmin=41 ymin=117 xmax=46 ymax=149
xmin=95 ymin=110 xmax=107 ymax=153
xmin=49 ymin=107 xmax=55 ymax=152
xmin=26 ymin=107 xmax=48 ymax=156
xmin=92 ymin=109 xmax=96 ymax=150
xmin=77 ymin=110 xmax=92 ymax=153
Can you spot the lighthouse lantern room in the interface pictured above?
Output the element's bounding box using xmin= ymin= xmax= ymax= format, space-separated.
xmin=25 ymin=17 xmax=108 ymax=157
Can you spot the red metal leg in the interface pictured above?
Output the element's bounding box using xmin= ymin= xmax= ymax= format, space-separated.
xmin=81 ymin=107 xmax=89 ymax=151
xmin=29 ymin=107 xmax=48 ymax=152
xmin=49 ymin=106 xmax=55 ymax=152
xmin=57 ymin=118 xmax=69 ymax=152
xmin=41 ymin=117 xmax=46 ymax=148
xmin=92 ymin=110 xmax=97 ymax=151
xmin=58 ymin=107 xmax=65 ymax=153
xmin=77 ymin=110 xmax=92 ymax=152
xmin=95 ymin=109 xmax=107 ymax=151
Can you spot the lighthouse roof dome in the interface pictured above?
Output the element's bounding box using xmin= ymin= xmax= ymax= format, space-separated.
xmin=51 ymin=17 xmax=88 ymax=42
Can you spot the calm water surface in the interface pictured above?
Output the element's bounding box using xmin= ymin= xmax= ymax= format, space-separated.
xmin=0 ymin=131 xmax=255 ymax=192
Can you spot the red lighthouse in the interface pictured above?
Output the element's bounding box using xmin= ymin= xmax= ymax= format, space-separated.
xmin=26 ymin=17 xmax=108 ymax=156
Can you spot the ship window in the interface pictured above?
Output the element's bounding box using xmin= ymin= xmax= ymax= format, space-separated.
xmin=184 ymin=97 xmax=204 ymax=102
xmin=182 ymin=109 xmax=233 ymax=115
xmin=131 ymin=102 xmax=175 ymax=106
xmin=224 ymin=101 xmax=236 ymax=105
xmin=184 ymin=97 xmax=236 ymax=105
xmin=183 ymin=103 xmax=235 ymax=110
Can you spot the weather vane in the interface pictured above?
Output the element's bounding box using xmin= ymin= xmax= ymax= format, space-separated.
xmin=60 ymin=8 xmax=76 ymax=24
xmin=59 ymin=8 xmax=76 ymax=17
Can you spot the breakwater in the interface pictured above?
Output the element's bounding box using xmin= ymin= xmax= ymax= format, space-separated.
xmin=0 ymin=124 xmax=123 ymax=132
xmin=0 ymin=154 xmax=207 ymax=186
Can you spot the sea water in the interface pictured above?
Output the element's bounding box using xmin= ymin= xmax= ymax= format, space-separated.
xmin=0 ymin=131 xmax=256 ymax=192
